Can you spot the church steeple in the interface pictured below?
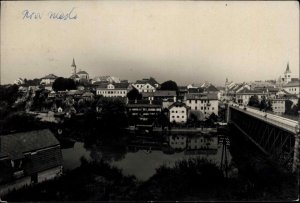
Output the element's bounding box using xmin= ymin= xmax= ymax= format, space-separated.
xmin=71 ymin=58 xmax=77 ymax=75
xmin=285 ymin=62 xmax=291 ymax=73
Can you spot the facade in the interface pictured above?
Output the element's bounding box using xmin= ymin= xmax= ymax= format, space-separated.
xmin=0 ymin=129 xmax=63 ymax=196
xmin=142 ymin=90 xmax=177 ymax=102
xmin=282 ymin=81 xmax=299 ymax=95
xmin=126 ymin=103 xmax=162 ymax=124
xmin=185 ymin=93 xmax=219 ymax=118
xmin=187 ymin=136 xmax=218 ymax=150
xmin=168 ymin=102 xmax=189 ymax=124
xmin=168 ymin=135 xmax=187 ymax=150
xmin=96 ymin=83 xmax=131 ymax=97
xmin=235 ymin=89 xmax=269 ymax=106
xmin=132 ymin=77 xmax=159 ymax=93
xmin=40 ymin=74 xmax=58 ymax=85
xmin=76 ymin=71 xmax=89 ymax=80
xmin=271 ymin=99 xmax=285 ymax=114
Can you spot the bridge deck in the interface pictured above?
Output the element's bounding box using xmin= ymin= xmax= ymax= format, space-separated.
xmin=230 ymin=106 xmax=299 ymax=134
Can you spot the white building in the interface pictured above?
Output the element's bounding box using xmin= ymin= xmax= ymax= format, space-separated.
xmin=40 ymin=74 xmax=58 ymax=85
xmin=187 ymin=136 xmax=218 ymax=150
xmin=96 ymin=83 xmax=131 ymax=97
xmin=271 ymin=99 xmax=285 ymax=114
xmin=235 ymin=89 xmax=269 ymax=106
xmin=76 ymin=70 xmax=89 ymax=80
xmin=282 ymin=81 xmax=299 ymax=95
xmin=132 ymin=78 xmax=159 ymax=93
xmin=168 ymin=135 xmax=187 ymax=150
xmin=185 ymin=93 xmax=219 ymax=118
xmin=169 ymin=102 xmax=189 ymax=124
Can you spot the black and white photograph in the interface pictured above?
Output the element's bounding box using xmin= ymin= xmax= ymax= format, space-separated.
xmin=0 ymin=0 xmax=299 ymax=201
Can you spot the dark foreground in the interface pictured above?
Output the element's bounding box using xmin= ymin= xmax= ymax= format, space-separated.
xmin=3 ymin=126 xmax=298 ymax=201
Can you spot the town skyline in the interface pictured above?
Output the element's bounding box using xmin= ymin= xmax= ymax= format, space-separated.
xmin=1 ymin=1 xmax=299 ymax=86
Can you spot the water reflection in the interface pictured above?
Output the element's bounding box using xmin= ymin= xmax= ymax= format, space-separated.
xmin=61 ymin=132 xmax=233 ymax=181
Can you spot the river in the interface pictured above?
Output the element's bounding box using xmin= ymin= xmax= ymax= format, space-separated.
xmin=61 ymin=131 xmax=235 ymax=181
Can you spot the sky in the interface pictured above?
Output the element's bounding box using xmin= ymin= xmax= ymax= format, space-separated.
xmin=1 ymin=1 xmax=299 ymax=86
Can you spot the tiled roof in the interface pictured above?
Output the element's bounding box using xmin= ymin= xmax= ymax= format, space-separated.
xmin=205 ymin=84 xmax=219 ymax=92
xmin=236 ymin=89 xmax=268 ymax=94
xmin=41 ymin=74 xmax=58 ymax=79
xmin=168 ymin=102 xmax=189 ymax=109
xmin=186 ymin=93 xmax=218 ymax=100
xmin=127 ymin=103 xmax=161 ymax=108
xmin=283 ymin=81 xmax=300 ymax=87
xmin=0 ymin=129 xmax=60 ymax=160
xmin=77 ymin=71 xmax=88 ymax=75
xmin=136 ymin=77 xmax=159 ymax=86
xmin=96 ymin=82 xmax=129 ymax=89
xmin=23 ymin=146 xmax=63 ymax=175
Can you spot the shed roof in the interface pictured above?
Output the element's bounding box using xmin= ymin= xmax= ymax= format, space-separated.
xmin=0 ymin=129 xmax=60 ymax=160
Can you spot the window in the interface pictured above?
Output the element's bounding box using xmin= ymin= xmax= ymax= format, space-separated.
xmin=212 ymin=107 xmax=214 ymax=110
xmin=195 ymin=100 xmax=197 ymax=104
xmin=201 ymin=107 xmax=203 ymax=110
xmin=176 ymin=111 xmax=178 ymax=113
xmin=172 ymin=116 xmax=175 ymax=118
xmin=182 ymin=116 xmax=184 ymax=118
xmin=195 ymin=106 xmax=197 ymax=110
xmin=177 ymin=116 xmax=179 ymax=118
xmin=182 ymin=111 xmax=184 ymax=113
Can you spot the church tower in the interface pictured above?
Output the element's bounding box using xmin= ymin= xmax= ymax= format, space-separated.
xmin=71 ymin=58 xmax=77 ymax=76
xmin=283 ymin=62 xmax=291 ymax=84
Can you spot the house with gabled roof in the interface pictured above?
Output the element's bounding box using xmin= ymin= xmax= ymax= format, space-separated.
xmin=40 ymin=74 xmax=58 ymax=85
xmin=0 ymin=129 xmax=63 ymax=196
xmin=96 ymin=82 xmax=131 ymax=97
xmin=185 ymin=93 xmax=219 ymax=118
xmin=132 ymin=77 xmax=159 ymax=93
xmin=168 ymin=102 xmax=190 ymax=124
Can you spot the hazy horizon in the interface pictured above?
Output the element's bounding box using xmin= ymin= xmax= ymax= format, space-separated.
xmin=1 ymin=1 xmax=299 ymax=86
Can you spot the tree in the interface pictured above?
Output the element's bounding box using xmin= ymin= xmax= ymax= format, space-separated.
xmin=259 ymin=99 xmax=268 ymax=111
xmin=160 ymin=80 xmax=179 ymax=92
xmin=285 ymin=100 xmax=293 ymax=114
xmin=96 ymin=97 xmax=128 ymax=129
xmin=52 ymin=77 xmax=76 ymax=91
xmin=127 ymin=88 xmax=142 ymax=101
xmin=248 ymin=95 xmax=259 ymax=107
xmin=0 ymin=84 xmax=19 ymax=105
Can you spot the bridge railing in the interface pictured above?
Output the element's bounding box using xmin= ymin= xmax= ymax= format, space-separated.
xmin=230 ymin=106 xmax=298 ymax=134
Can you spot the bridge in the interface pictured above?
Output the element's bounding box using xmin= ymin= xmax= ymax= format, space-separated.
xmin=227 ymin=105 xmax=299 ymax=172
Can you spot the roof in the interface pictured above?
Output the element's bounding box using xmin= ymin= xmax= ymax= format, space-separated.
xmin=96 ymin=82 xmax=129 ymax=89
xmin=168 ymin=102 xmax=189 ymax=109
xmin=283 ymin=80 xmax=299 ymax=87
xmin=186 ymin=93 xmax=218 ymax=100
xmin=236 ymin=89 xmax=268 ymax=95
xmin=127 ymin=104 xmax=161 ymax=108
xmin=205 ymin=84 xmax=219 ymax=92
xmin=41 ymin=74 xmax=58 ymax=79
xmin=136 ymin=77 xmax=159 ymax=86
xmin=0 ymin=129 xmax=60 ymax=160
xmin=70 ymin=74 xmax=80 ymax=79
xmin=77 ymin=71 xmax=88 ymax=75
xmin=82 ymin=92 xmax=94 ymax=97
